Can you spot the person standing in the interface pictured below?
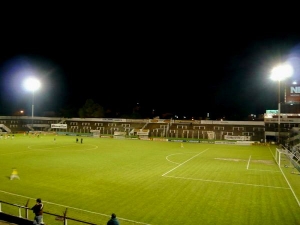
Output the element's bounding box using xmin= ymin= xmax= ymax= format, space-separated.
xmin=107 ymin=213 xmax=120 ymax=225
xmin=10 ymin=168 xmax=20 ymax=180
xmin=31 ymin=198 xmax=44 ymax=225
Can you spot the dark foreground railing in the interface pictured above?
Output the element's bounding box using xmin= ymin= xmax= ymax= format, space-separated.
xmin=0 ymin=200 xmax=97 ymax=225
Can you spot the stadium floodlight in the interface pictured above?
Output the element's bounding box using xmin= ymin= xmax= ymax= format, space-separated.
xmin=270 ymin=63 xmax=293 ymax=144
xmin=24 ymin=78 xmax=41 ymax=127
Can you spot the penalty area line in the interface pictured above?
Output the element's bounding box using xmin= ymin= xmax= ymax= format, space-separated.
xmin=162 ymin=149 xmax=209 ymax=177
xmin=163 ymin=175 xmax=290 ymax=189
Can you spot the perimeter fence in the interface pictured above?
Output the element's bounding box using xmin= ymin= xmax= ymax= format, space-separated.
xmin=0 ymin=200 xmax=97 ymax=225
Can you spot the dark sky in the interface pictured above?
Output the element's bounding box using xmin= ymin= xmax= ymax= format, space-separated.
xmin=1 ymin=15 xmax=300 ymax=120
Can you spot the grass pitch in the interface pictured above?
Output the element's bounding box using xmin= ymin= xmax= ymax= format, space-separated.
xmin=0 ymin=134 xmax=300 ymax=225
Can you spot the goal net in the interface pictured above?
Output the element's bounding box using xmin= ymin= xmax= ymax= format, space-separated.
xmin=275 ymin=147 xmax=290 ymax=167
xmin=275 ymin=147 xmax=300 ymax=173
xmin=90 ymin=130 xmax=100 ymax=137
xmin=207 ymin=131 xmax=215 ymax=140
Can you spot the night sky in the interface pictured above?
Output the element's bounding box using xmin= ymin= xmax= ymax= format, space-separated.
xmin=1 ymin=16 xmax=300 ymax=120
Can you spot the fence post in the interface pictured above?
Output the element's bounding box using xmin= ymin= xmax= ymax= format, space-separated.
xmin=18 ymin=206 xmax=22 ymax=217
xmin=25 ymin=199 xmax=29 ymax=219
xmin=64 ymin=208 xmax=68 ymax=225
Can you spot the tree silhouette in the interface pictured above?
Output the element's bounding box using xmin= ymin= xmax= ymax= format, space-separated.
xmin=78 ymin=99 xmax=104 ymax=118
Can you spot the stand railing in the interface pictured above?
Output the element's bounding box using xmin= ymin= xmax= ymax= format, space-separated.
xmin=0 ymin=200 xmax=97 ymax=225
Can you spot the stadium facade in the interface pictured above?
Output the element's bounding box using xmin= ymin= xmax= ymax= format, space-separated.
xmin=2 ymin=82 xmax=300 ymax=144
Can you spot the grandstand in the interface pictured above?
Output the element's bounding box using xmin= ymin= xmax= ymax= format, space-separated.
xmin=2 ymin=111 xmax=300 ymax=146
xmin=0 ymin=115 xmax=270 ymax=143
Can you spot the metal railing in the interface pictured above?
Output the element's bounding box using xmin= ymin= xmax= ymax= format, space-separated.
xmin=0 ymin=200 xmax=97 ymax=225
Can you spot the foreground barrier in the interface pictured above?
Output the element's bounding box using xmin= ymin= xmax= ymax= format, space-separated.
xmin=0 ymin=200 xmax=97 ymax=225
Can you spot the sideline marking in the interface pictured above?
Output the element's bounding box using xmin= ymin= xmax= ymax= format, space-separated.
xmin=268 ymin=146 xmax=300 ymax=207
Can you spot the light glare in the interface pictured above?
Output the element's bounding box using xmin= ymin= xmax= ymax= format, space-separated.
xmin=270 ymin=64 xmax=293 ymax=81
xmin=24 ymin=78 xmax=41 ymax=92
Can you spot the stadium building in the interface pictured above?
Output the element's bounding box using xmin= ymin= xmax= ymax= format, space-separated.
xmin=2 ymin=81 xmax=300 ymax=145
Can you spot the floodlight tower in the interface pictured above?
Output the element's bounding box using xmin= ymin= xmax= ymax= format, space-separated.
xmin=24 ymin=78 xmax=41 ymax=128
xmin=270 ymin=63 xmax=293 ymax=144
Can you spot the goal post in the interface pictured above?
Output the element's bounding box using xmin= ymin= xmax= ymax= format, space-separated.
xmin=207 ymin=131 xmax=215 ymax=140
xmin=275 ymin=147 xmax=299 ymax=173
xmin=275 ymin=148 xmax=284 ymax=167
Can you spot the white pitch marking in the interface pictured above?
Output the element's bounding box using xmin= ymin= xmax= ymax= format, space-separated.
xmin=166 ymin=152 xmax=199 ymax=165
xmin=247 ymin=155 xmax=251 ymax=169
xmin=162 ymin=149 xmax=209 ymax=176
xmin=247 ymin=169 xmax=281 ymax=172
xmin=163 ymin=175 xmax=290 ymax=189
xmin=0 ymin=144 xmax=98 ymax=156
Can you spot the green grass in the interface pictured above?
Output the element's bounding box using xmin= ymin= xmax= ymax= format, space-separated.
xmin=0 ymin=134 xmax=300 ymax=225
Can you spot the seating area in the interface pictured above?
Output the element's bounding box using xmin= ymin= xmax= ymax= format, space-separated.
xmin=167 ymin=122 xmax=265 ymax=141
xmin=0 ymin=116 xmax=270 ymax=142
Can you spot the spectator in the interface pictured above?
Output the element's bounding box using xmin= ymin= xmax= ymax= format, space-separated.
xmin=107 ymin=213 xmax=120 ymax=225
xmin=31 ymin=198 xmax=44 ymax=225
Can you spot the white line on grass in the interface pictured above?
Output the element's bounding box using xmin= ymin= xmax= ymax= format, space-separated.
xmin=163 ymin=175 xmax=290 ymax=189
xmin=277 ymin=166 xmax=300 ymax=207
xmin=166 ymin=152 xmax=200 ymax=165
xmin=247 ymin=155 xmax=251 ymax=169
xmin=247 ymin=168 xmax=281 ymax=172
xmin=268 ymin=146 xmax=300 ymax=207
xmin=162 ymin=149 xmax=209 ymax=176
xmin=246 ymin=154 xmax=281 ymax=172
xmin=162 ymin=148 xmax=289 ymax=190
xmin=166 ymin=153 xmax=182 ymax=164
xmin=0 ymin=144 xmax=99 ymax=156
xmin=27 ymin=144 xmax=98 ymax=151
xmin=268 ymin=146 xmax=275 ymax=158
xmin=0 ymin=190 xmax=151 ymax=225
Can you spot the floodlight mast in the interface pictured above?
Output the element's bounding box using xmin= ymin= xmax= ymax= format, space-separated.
xmin=24 ymin=78 xmax=41 ymax=129
xmin=270 ymin=64 xmax=293 ymax=144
